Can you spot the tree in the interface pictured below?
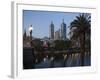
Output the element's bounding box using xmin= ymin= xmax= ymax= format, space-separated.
xmin=69 ymin=13 xmax=91 ymax=66
xmin=54 ymin=40 xmax=71 ymax=51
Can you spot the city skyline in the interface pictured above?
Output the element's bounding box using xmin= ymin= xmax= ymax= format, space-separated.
xmin=23 ymin=10 xmax=82 ymax=38
xmin=49 ymin=19 xmax=67 ymax=40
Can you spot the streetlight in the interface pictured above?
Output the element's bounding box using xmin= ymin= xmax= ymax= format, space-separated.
xmin=28 ymin=25 xmax=33 ymax=47
xmin=29 ymin=25 xmax=33 ymax=37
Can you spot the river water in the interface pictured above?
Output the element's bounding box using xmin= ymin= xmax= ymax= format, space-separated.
xmin=34 ymin=53 xmax=91 ymax=69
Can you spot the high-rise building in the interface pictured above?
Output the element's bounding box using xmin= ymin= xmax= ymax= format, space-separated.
xmin=54 ymin=29 xmax=60 ymax=40
xmin=49 ymin=21 xmax=54 ymax=40
xmin=61 ymin=19 xmax=67 ymax=40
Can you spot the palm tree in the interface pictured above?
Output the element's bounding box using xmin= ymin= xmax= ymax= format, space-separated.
xmin=69 ymin=13 xmax=91 ymax=66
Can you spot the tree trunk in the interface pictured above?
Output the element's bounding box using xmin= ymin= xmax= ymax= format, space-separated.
xmin=80 ymin=33 xmax=85 ymax=66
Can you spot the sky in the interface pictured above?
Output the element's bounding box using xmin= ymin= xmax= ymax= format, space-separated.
xmin=23 ymin=10 xmax=81 ymax=39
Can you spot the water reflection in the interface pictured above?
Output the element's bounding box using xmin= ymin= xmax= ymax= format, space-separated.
xmin=34 ymin=52 xmax=90 ymax=69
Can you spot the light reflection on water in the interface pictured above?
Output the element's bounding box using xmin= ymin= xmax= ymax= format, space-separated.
xmin=34 ymin=53 xmax=91 ymax=68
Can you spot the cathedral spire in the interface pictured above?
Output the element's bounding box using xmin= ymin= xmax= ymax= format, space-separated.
xmin=23 ymin=28 xmax=27 ymax=41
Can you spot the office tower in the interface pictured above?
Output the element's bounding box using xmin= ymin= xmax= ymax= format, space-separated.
xmin=61 ymin=19 xmax=66 ymax=40
xmin=49 ymin=21 xmax=54 ymax=40
xmin=54 ymin=29 xmax=60 ymax=40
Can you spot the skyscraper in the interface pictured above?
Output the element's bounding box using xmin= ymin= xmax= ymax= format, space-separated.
xmin=49 ymin=21 xmax=54 ymax=40
xmin=61 ymin=19 xmax=67 ymax=40
xmin=54 ymin=29 xmax=60 ymax=40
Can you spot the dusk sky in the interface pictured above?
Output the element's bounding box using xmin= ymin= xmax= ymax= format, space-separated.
xmin=23 ymin=10 xmax=81 ymax=38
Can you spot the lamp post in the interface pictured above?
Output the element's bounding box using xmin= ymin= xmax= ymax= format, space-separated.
xmin=23 ymin=25 xmax=34 ymax=69
xmin=28 ymin=25 xmax=33 ymax=47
